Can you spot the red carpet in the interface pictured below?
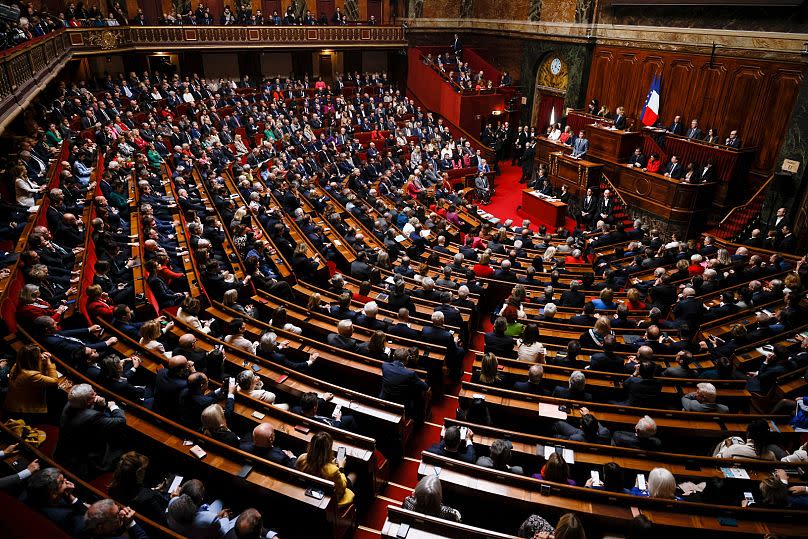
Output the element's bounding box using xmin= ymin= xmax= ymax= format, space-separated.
xmin=484 ymin=162 xmax=577 ymax=233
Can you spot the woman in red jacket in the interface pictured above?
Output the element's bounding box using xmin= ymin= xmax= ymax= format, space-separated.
xmin=16 ymin=284 xmax=67 ymax=327
xmin=473 ymin=252 xmax=495 ymax=278
xmin=85 ymin=284 xmax=115 ymax=322
xmin=645 ymin=153 xmax=662 ymax=174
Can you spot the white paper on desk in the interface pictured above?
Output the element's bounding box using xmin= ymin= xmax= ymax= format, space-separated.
xmin=538 ymin=402 xmax=567 ymax=420
xmin=163 ymin=351 xmax=173 ymax=358
xmin=375 ymin=293 xmax=389 ymax=302
xmin=543 ymin=445 xmax=575 ymax=464
xmin=755 ymin=347 xmax=771 ymax=356
xmin=385 ymin=276 xmax=396 ymax=285
xmin=394 ymin=235 xmax=406 ymax=242
xmin=333 ymin=240 xmax=342 ymax=246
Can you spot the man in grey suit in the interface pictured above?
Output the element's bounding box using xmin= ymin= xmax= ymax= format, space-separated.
xmin=571 ymin=130 xmax=589 ymax=159
xmin=681 ymin=383 xmax=729 ymax=413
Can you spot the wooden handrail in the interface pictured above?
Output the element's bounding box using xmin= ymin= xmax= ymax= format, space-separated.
xmin=718 ymin=173 xmax=775 ymax=227
xmin=599 ymin=171 xmax=629 ymax=209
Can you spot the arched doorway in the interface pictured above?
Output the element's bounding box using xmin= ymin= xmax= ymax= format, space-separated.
xmin=531 ymin=54 xmax=569 ymax=133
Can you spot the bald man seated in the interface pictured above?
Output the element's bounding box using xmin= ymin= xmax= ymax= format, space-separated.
xmin=248 ymin=423 xmax=297 ymax=467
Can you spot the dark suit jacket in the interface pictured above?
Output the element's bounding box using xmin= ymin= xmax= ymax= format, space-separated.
xmin=380 ymin=360 xmax=428 ymax=406
xmin=622 ymin=377 xmax=662 ymax=407
xmin=589 ymin=352 xmax=627 ymax=373
xmin=326 ymin=333 xmax=358 ymax=351
xmin=153 ymin=368 xmax=188 ymax=418
xmin=388 ymin=322 xmax=422 ymax=341
xmin=55 ymin=404 xmax=126 ymax=474
xmin=560 ymin=290 xmax=585 ymax=308
xmin=252 ymin=445 xmax=297 ymax=467
xmin=513 ymin=380 xmax=548 ymax=395
xmin=427 ymin=441 xmax=475 ymax=464
xmin=484 ymin=332 xmax=516 ymax=357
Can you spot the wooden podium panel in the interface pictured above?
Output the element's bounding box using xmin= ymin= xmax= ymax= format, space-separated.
xmin=549 ymin=153 xmax=603 ymax=198
xmin=521 ymin=189 xmax=567 ymax=229
xmin=536 ymin=137 xmax=569 ymax=167
xmin=585 ymin=125 xmax=643 ymax=162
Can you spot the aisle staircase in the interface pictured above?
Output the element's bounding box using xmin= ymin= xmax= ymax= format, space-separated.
xmin=598 ymin=173 xmax=633 ymax=228
xmin=708 ymin=174 xmax=774 ymax=241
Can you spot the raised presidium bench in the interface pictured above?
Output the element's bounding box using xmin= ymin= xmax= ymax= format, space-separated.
xmin=417 ymin=451 xmax=807 ymax=538
xmin=520 ymin=189 xmax=568 ymax=229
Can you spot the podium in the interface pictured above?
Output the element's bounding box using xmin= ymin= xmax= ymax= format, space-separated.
xmin=549 ymin=152 xmax=603 ymax=198
xmin=521 ymin=189 xmax=567 ymax=229
xmin=585 ymin=125 xmax=643 ymax=162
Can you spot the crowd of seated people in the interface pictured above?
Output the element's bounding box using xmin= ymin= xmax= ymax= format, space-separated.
xmin=421 ymin=35 xmax=514 ymax=95
xmin=135 ymin=4 xmax=378 ymax=27
xmin=0 ymin=58 xmax=806 ymax=539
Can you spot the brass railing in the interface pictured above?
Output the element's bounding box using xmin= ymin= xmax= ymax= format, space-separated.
xmin=66 ymin=25 xmax=406 ymax=53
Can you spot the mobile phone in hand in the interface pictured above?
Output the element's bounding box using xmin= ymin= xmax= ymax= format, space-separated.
xmin=337 ymin=446 xmax=346 ymax=462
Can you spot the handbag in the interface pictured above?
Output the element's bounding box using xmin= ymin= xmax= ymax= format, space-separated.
xmin=4 ymin=418 xmax=47 ymax=447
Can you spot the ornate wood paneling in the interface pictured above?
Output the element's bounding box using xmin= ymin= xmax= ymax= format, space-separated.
xmin=585 ymin=44 xmax=806 ymax=173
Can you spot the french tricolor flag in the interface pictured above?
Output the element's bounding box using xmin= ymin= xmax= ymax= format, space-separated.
xmin=641 ymin=75 xmax=661 ymax=127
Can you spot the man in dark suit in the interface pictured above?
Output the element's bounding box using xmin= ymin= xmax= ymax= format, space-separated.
xmin=560 ymin=281 xmax=586 ymax=309
xmin=354 ymin=301 xmax=389 ymax=332
xmin=778 ymin=225 xmax=795 ymax=253
xmin=422 ymin=311 xmax=464 ymax=380
xmin=387 ymin=308 xmax=422 ymax=341
xmin=428 ymin=426 xmax=475 ymax=463
xmin=250 ymin=423 xmax=297 ymax=467
xmin=579 ymin=187 xmax=597 ymax=229
xmin=493 ymin=259 xmax=517 ymax=281
xmin=380 ymin=348 xmax=429 ymax=416
xmin=152 ymin=355 xmax=193 ymax=419
xmin=569 ymin=302 xmax=598 ymax=326
xmin=686 ymin=119 xmax=702 ymax=139
xmin=179 ymin=372 xmax=233 ymax=429
xmin=484 ymin=317 xmax=516 ymax=358
xmin=699 ymin=161 xmax=714 ymax=183
xmin=725 ymin=130 xmax=742 ymax=148
xmin=296 ymin=392 xmax=358 ymax=432
xmin=613 ymin=107 xmax=627 ymax=130
xmin=450 ymin=33 xmax=463 ymax=57
xmin=619 ymin=361 xmax=662 ymax=408
xmin=54 ymin=384 xmax=126 ymax=476
xmin=666 ymin=115 xmax=683 ymax=136
xmin=513 ymin=364 xmax=549 ymax=395
xmin=326 ymin=320 xmax=359 ymax=351
xmin=663 ymin=155 xmax=683 ymax=179
xmin=672 ymin=287 xmax=705 ymax=330
xmin=596 ymin=189 xmax=614 ymax=223
xmin=34 ymin=316 xmax=115 ymax=358
xmin=589 ymin=335 xmax=628 ymax=373
xmin=627 ymin=148 xmax=646 ymax=168
xmin=552 ymin=412 xmax=611 ymax=444
xmin=22 ymin=467 xmax=88 ymax=535
xmin=611 ymin=415 xmax=662 ymax=450
xmin=660 ymin=350 xmax=698 ymax=378
xmin=768 ymin=207 xmax=790 ymax=235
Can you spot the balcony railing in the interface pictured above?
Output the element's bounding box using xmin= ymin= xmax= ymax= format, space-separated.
xmin=66 ymin=25 xmax=406 ymax=53
xmin=0 ymin=24 xmax=406 ymax=130
xmin=0 ymin=29 xmax=71 ymax=130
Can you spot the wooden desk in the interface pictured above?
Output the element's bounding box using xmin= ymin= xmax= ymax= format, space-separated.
xmin=585 ymin=124 xmax=643 ymax=162
xmin=610 ymin=164 xmax=716 ymax=234
xmin=520 ymin=189 xmax=567 ymax=228
xmin=549 ymin=152 xmax=602 ymax=198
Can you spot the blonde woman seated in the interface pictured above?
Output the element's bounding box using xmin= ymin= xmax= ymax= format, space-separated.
xmin=403 ymin=475 xmax=461 ymax=522
xmin=177 ymin=296 xmax=213 ymax=334
xmin=201 ymin=401 xmax=249 ymax=450
xmin=471 ymin=353 xmax=506 ymax=388
xmin=139 ymin=319 xmax=172 ymax=355
xmin=233 ymin=134 xmax=249 ymax=157
xmin=629 ymin=467 xmax=680 ymax=500
xmin=296 ymin=432 xmax=356 ymax=507
xmin=235 ymin=369 xmax=289 ymax=411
